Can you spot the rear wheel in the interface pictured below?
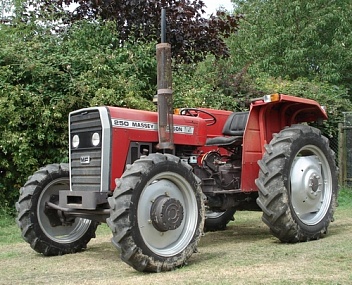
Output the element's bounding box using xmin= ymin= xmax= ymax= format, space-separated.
xmin=256 ymin=125 xmax=338 ymax=242
xmin=107 ymin=153 xmax=204 ymax=272
xmin=16 ymin=164 xmax=98 ymax=255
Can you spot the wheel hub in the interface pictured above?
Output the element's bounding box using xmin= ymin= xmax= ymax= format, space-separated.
xmin=291 ymin=155 xmax=326 ymax=224
xmin=150 ymin=195 xmax=184 ymax=232
xmin=309 ymin=174 xmax=320 ymax=193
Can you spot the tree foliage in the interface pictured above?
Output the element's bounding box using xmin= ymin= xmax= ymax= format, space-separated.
xmin=228 ymin=0 xmax=352 ymax=92
xmin=173 ymin=62 xmax=241 ymax=111
xmin=0 ymin=20 xmax=157 ymax=210
xmin=2 ymin=0 xmax=352 ymax=213
xmin=254 ymin=75 xmax=350 ymax=138
xmin=1 ymin=0 xmax=13 ymax=17
xmin=19 ymin=0 xmax=242 ymax=63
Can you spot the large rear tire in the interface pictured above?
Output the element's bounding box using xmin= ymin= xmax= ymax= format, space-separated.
xmin=256 ymin=125 xmax=338 ymax=242
xmin=107 ymin=153 xmax=205 ymax=272
xmin=16 ymin=163 xmax=98 ymax=255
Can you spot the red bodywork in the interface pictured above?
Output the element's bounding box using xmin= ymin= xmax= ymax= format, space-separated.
xmin=108 ymin=107 xmax=207 ymax=189
xmin=107 ymin=94 xmax=327 ymax=193
xmin=242 ymin=95 xmax=327 ymax=192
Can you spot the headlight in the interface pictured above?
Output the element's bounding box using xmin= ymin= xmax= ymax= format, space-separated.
xmin=92 ymin=132 xmax=100 ymax=146
xmin=72 ymin=135 xmax=80 ymax=148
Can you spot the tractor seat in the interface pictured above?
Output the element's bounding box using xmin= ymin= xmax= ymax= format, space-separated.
xmin=206 ymin=111 xmax=249 ymax=147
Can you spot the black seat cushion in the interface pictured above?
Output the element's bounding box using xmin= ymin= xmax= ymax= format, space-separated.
xmin=222 ymin=111 xmax=249 ymax=136
xmin=206 ymin=111 xmax=249 ymax=147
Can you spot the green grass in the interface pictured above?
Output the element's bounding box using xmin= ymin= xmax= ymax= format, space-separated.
xmin=1 ymin=187 xmax=350 ymax=242
xmin=0 ymin=212 xmax=22 ymax=245
xmin=3 ymin=208 xmax=352 ymax=285
xmin=338 ymin=187 xmax=352 ymax=208
xmin=1 ymin=189 xmax=351 ymax=284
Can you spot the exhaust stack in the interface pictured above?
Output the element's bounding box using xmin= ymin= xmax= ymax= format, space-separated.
xmin=156 ymin=8 xmax=174 ymax=150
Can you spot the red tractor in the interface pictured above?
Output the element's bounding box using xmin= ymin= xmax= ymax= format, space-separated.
xmin=16 ymin=92 xmax=338 ymax=272
xmin=16 ymin=12 xmax=338 ymax=273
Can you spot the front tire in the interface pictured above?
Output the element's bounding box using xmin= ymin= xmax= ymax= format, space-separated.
xmin=256 ymin=125 xmax=338 ymax=242
xmin=16 ymin=163 xmax=98 ymax=255
xmin=107 ymin=153 xmax=205 ymax=272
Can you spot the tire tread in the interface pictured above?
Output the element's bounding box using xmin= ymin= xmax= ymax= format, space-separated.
xmin=256 ymin=124 xmax=338 ymax=243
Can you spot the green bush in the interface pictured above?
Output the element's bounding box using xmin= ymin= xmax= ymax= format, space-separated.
xmin=1 ymin=18 xmax=351 ymax=214
xmin=173 ymin=65 xmax=240 ymax=111
xmin=173 ymin=57 xmax=258 ymax=112
xmin=254 ymin=76 xmax=352 ymax=138
xmin=0 ymin=20 xmax=156 ymax=211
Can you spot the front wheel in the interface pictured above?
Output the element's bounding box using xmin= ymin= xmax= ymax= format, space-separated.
xmin=107 ymin=153 xmax=205 ymax=272
xmin=16 ymin=164 xmax=98 ymax=255
xmin=256 ymin=125 xmax=338 ymax=242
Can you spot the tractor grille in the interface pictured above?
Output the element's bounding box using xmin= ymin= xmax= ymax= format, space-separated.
xmin=69 ymin=109 xmax=104 ymax=192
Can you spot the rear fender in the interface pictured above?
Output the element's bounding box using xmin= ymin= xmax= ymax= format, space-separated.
xmin=241 ymin=94 xmax=327 ymax=192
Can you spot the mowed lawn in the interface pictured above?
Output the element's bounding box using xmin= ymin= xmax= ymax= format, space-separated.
xmin=1 ymin=195 xmax=352 ymax=285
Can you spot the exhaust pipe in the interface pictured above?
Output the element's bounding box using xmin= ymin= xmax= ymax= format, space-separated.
xmin=156 ymin=8 xmax=174 ymax=150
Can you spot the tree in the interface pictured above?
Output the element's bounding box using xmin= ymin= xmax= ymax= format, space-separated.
xmin=0 ymin=20 xmax=158 ymax=211
xmin=17 ymin=0 xmax=242 ymax=63
xmin=1 ymin=0 xmax=14 ymax=23
xmin=228 ymin=0 xmax=352 ymax=92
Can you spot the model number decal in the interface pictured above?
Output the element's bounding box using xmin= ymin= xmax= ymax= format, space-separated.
xmin=112 ymin=119 xmax=157 ymax=130
xmin=112 ymin=119 xmax=194 ymax=134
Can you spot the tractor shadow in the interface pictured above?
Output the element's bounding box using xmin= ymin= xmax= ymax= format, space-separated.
xmin=188 ymin=210 xmax=352 ymax=267
xmin=85 ymin=234 xmax=119 ymax=261
xmin=71 ymin=210 xmax=352 ymax=270
xmin=201 ymin=211 xmax=271 ymax=243
xmin=85 ymin=212 xmax=272 ymax=263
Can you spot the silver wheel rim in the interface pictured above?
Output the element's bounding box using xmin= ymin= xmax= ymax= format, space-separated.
xmin=290 ymin=145 xmax=332 ymax=225
xmin=137 ymin=171 xmax=198 ymax=256
xmin=37 ymin=177 xmax=92 ymax=243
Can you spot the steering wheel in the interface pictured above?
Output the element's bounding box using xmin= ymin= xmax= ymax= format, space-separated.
xmin=179 ymin=108 xmax=217 ymax=126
